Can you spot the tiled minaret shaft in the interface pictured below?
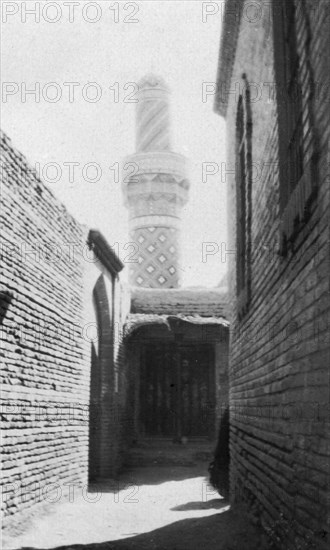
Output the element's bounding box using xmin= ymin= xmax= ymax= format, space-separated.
xmin=136 ymin=80 xmax=171 ymax=152
xmin=122 ymin=74 xmax=190 ymax=288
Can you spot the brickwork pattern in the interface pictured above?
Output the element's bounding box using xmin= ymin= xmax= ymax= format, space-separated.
xmin=0 ymin=131 xmax=91 ymax=525
xmin=218 ymin=1 xmax=330 ymax=549
xmin=0 ymin=132 xmax=129 ymax=528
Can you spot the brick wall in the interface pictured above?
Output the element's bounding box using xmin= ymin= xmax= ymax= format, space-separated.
xmin=215 ymin=1 xmax=330 ymax=548
xmin=0 ymin=131 xmax=129 ymax=527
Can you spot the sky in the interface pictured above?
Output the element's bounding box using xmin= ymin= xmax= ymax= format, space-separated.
xmin=1 ymin=0 xmax=227 ymax=287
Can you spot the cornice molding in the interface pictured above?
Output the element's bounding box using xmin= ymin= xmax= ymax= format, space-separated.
xmin=130 ymin=215 xmax=181 ymax=230
xmin=88 ymin=229 xmax=124 ymax=275
xmin=122 ymin=151 xmax=189 ymax=182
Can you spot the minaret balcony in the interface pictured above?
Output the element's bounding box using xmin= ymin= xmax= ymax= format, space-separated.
xmin=122 ymin=151 xmax=190 ymax=199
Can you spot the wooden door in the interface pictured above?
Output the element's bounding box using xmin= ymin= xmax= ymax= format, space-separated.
xmin=140 ymin=342 xmax=215 ymax=438
xmin=140 ymin=343 xmax=176 ymax=436
xmin=180 ymin=345 xmax=215 ymax=437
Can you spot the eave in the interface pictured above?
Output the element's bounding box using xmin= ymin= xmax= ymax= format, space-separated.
xmin=88 ymin=229 xmax=124 ymax=276
xmin=124 ymin=313 xmax=229 ymax=339
xmin=213 ymin=0 xmax=244 ymax=118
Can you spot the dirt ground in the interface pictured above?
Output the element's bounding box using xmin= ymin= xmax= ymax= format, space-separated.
xmin=3 ymin=442 xmax=271 ymax=550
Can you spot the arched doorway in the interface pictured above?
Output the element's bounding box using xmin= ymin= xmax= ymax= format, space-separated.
xmin=88 ymin=274 xmax=113 ymax=481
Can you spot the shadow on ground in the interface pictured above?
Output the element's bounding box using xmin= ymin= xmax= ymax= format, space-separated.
xmin=171 ymin=497 xmax=226 ymax=511
xmin=19 ymin=508 xmax=270 ymax=550
xmin=89 ymin=465 xmax=209 ymax=491
xmin=7 ymin=442 xmax=272 ymax=550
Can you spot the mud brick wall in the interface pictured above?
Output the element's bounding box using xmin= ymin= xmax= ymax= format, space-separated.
xmin=0 ymin=131 xmax=91 ymax=525
xmin=220 ymin=1 xmax=330 ymax=549
xmin=0 ymin=131 xmax=129 ymax=527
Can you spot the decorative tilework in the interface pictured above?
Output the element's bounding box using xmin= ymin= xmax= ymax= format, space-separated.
xmin=123 ymin=77 xmax=190 ymax=288
xmin=129 ymin=225 xmax=180 ymax=288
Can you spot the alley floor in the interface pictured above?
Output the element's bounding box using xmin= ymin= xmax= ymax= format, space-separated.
xmin=3 ymin=440 xmax=271 ymax=550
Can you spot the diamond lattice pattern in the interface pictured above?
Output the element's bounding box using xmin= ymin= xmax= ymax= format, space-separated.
xmin=129 ymin=226 xmax=179 ymax=288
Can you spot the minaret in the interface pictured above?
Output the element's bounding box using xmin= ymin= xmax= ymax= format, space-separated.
xmin=122 ymin=74 xmax=190 ymax=288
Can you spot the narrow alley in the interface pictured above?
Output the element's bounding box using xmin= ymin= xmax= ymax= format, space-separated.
xmin=1 ymin=1 xmax=329 ymax=549
xmin=4 ymin=441 xmax=269 ymax=550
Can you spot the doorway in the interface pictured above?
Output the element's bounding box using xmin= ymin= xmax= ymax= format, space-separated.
xmin=88 ymin=274 xmax=113 ymax=481
xmin=140 ymin=342 xmax=215 ymax=439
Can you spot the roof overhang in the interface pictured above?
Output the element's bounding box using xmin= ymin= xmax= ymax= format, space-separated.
xmin=88 ymin=229 xmax=124 ymax=276
xmin=124 ymin=313 xmax=229 ymax=340
xmin=213 ymin=0 xmax=244 ymax=118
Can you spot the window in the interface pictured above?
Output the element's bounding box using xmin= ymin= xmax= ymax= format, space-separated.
xmin=273 ymin=0 xmax=317 ymax=254
xmin=236 ymin=77 xmax=252 ymax=318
